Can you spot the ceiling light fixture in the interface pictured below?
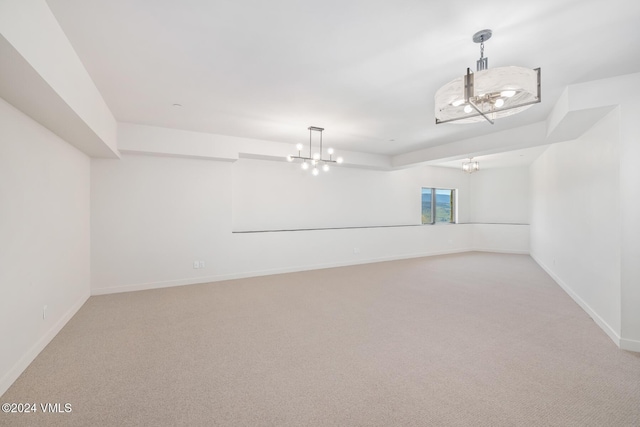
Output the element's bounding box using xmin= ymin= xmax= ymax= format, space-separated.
xmin=287 ymin=126 xmax=343 ymax=175
xmin=435 ymin=29 xmax=541 ymax=125
xmin=462 ymin=158 xmax=479 ymax=174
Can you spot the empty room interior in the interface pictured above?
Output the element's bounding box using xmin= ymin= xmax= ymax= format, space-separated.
xmin=2 ymin=0 xmax=640 ymax=425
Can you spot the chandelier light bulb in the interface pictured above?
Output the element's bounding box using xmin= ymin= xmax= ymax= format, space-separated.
xmin=434 ymin=29 xmax=541 ymax=125
xmin=462 ymin=158 xmax=479 ymax=173
xmin=287 ymin=127 xmax=344 ymax=176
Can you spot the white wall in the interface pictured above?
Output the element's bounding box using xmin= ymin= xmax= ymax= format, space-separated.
xmin=91 ymin=154 xmax=234 ymax=290
xmin=233 ymin=159 xmax=413 ymax=230
xmin=0 ymin=97 xmax=90 ymax=396
xmin=469 ymin=167 xmax=530 ymax=224
xmin=0 ymin=0 xmax=118 ymax=156
xmin=232 ymin=159 xmax=469 ymax=231
xmin=616 ymin=78 xmax=640 ymax=349
xmin=465 ymin=166 xmax=531 ymax=254
xmin=471 ymin=224 xmax=529 ymax=254
xmin=529 ymin=73 xmax=640 ymax=351
xmin=530 ymin=108 xmax=621 ymax=342
xmin=91 ymin=153 xmax=506 ymax=294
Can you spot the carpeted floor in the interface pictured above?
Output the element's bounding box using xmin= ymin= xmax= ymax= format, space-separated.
xmin=1 ymin=252 xmax=639 ymax=426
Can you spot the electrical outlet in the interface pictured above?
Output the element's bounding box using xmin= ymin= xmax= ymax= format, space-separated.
xmin=193 ymin=261 xmax=199 ymax=269
xmin=43 ymin=305 xmax=47 ymax=320
xmin=353 ymin=247 xmax=360 ymax=254
xmin=199 ymin=261 xmax=205 ymax=269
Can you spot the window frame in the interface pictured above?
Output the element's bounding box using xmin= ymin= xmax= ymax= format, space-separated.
xmin=421 ymin=187 xmax=457 ymax=225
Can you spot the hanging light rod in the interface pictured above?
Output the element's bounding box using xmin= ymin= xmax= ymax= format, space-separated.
xmin=435 ymin=29 xmax=541 ymax=125
xmin=287 ymin=126 xmax=343 ymax=176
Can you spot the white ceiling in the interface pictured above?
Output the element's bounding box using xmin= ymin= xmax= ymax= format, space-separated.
xmin=46 ymin=0 xmax=640 ymax=158
xmin=434 ymin=145 xmax=550 ymax=170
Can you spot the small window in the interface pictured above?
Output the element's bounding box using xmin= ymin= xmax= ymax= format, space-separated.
xmin=421 ymin=187 xmax=456 ymax=224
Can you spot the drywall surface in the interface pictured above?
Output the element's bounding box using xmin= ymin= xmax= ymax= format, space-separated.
xmin=530 ymin=73 xmax=640 ymax=350
xmin=472 ymin=224 xmax=529 ymax=254
xmin=232 ymin=158 xmax=469 ymax=231
xmin=91 ymin=154 xmax=234 ymax=290
xmin=90 ymin=151 xmax=535 ymax=294
xmin=530 ymin=108 xmax=621 ymax=342
xmin=470 ymin=167 xmax=530 ymax=224
xmin=0 ymin=0 xmax=118 ymax=157
xmin=0 ymin=97 xmax=90 ymax=396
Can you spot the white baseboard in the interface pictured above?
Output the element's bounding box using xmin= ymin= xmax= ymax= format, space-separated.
xmin=471 ymin=247 xmax=530 ymax=255
xmin=530 ymin=253 xmax=622 ymax=349
xmin=91 ymin=248 xmax=472 ymax=295
xmin=0 ymin=291 xmax=90 ymax=397
xmin=620 ymin=339 xmax=640 ymax=352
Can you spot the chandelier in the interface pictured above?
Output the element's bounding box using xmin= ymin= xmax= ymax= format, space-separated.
xmin=435 ymin=29 xmax=541 ymax=125
xmin=462 ymin=158 xmax=479 ymax=174
xmin=287 ymin=126 xmax=343 ymax=175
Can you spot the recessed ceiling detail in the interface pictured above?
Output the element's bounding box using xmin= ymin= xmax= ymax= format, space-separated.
xmin=45 ymin=0 xmax=640 ymax=156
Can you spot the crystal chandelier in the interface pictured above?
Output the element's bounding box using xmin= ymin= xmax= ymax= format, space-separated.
xmin=435 ymin=29 xmax=541 ymax=124
xmin=287 ymin=126 xmax=343 ymax=175
xmin=462 ymin=158 xmax=479 ymax=174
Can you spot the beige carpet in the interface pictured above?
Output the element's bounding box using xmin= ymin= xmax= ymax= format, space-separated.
xmin=1 ymin=252 xmax=639 ymax=426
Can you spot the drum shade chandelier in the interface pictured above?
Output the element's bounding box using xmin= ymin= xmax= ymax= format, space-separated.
xmin=435 ymin=29 xmax=541 ymax=125
xmin=287 ymin=126 xmax=343 ymax=175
